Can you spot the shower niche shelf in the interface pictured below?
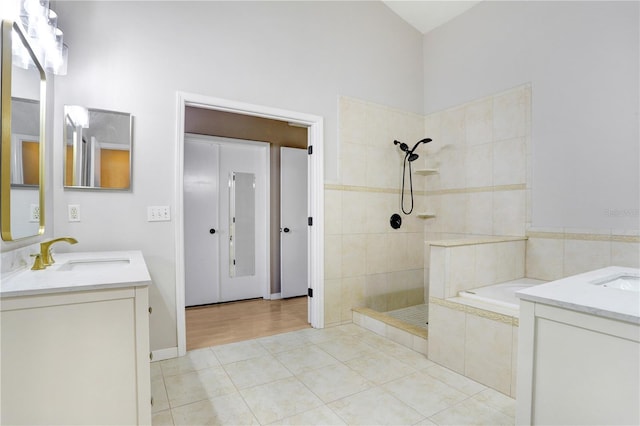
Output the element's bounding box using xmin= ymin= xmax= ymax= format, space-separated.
xmin=417 ymin=213 xmax=436 ymax=219
xmin=415 ymin=169 xmax=439 ymax=176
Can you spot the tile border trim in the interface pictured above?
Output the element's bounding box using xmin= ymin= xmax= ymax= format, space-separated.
xmin=324 ymin=184 xmax=407 ymax=195
xmin=428 ymin=235 xmax=527 ymax=248
xmin=425 ymin=184 xmax=526 ymax=196
xmin=429 ymin=297 xmax=517 ymax=326
xmin=526 ymin=231 xmax=640 ymax=243
xmin=324 ymin=183 xmax=526 ymax=196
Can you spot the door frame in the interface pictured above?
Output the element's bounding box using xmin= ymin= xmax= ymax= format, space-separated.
xmin=175 ymin=92 xmax=325 ymax=356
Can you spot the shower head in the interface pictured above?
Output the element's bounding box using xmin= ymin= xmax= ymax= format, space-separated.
xmin=408 ymin=138 xmax=432 ymax=154
xmin=393 ymin=140 xmax=409 ymax=152
xmin=395 ymin=138 xmax=432 ymax=161
xmin=404 ymin=138 xmax=432 ymax=162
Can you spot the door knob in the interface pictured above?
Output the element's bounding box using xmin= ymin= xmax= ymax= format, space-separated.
xmin=283 ymin=227 xmax=290 ymax=233
xmin=209 ymin=228 xmax=216 ymax=234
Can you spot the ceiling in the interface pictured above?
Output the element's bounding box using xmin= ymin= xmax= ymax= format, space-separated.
xmin=383 ymin=1 xmax=482 ymax=34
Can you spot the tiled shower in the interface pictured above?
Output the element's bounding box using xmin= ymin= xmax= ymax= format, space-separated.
xmin=325 ymin=84 xmax=639 ymax=396
xmin=324 ymin=97 xmax=427 ymax=328
xmin=325 ymin=82 xmax=638 ymax=330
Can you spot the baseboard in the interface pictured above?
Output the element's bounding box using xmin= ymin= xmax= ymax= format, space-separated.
xmin=151 ymin=347 xmax=178 ymax=362
xmin=270 ymin=292 xmax=282 ymax=300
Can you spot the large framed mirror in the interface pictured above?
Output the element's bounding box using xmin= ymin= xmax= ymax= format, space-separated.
xmin=63 ymin=106 xmax=133 ymax=190
xmin=1 ymin=20 xmax=46 ymax=241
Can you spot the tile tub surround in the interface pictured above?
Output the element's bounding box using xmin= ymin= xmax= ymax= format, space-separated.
xmin=428 ymin=237 xmax=527 ymax=300
xmin=427 ymin=297 xmax=519 ymax=398
xmin=427 ymin=237 xmax=526 ymax=397
xmin=525 ymin=230 xmax=640 ymax=282
xmin=151 ymin=324 xmax=516 ymax=426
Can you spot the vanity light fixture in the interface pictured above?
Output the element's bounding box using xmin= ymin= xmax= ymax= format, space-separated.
xmin=6 ymin=0 xmax=68 ymax=75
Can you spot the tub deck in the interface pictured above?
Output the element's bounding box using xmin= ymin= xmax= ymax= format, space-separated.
xmin=458 ymin=278 xmax=547 ymax=312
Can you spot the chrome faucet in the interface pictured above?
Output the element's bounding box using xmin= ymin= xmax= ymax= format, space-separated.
xmin=39 ymin=237 xmax=78 ymax=266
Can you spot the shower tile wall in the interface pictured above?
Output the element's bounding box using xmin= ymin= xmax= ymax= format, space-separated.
xmin=526 ymin=231 xmax=640 ymax=280
xmin=421 ymin=83 xmax=639 ymax=285
xmin=324 ymin=97 xmax=426 ymax=327
xmin=324 ymin=87 xmax=639 ymax=328
xmin=422 ymin=84 xmax=531 ymax=239
xmin=420 ymin=84 xmax=532 ymax=301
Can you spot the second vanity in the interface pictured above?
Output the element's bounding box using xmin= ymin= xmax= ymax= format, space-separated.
xmin=515 ymin=266 xmax=640 ymax=425
xmin=1 ymin=250 xmax=152 ymax=425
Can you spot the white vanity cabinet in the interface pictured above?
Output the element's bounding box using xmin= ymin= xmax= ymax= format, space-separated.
xmin=0 ymin=251 xmax=152 ymax=425
xmin=516 ymin=267 xmax=640 ymax=425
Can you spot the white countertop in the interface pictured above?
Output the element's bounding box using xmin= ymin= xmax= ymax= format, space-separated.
xmin=517 ymin=266 xmax=640 ymax=324
xmin=0 ymin=251 xmax=151 ymax=298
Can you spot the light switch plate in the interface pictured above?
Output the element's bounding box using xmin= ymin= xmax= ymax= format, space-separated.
xmin=147 ymin=206 xmax=170 ymax=222
xmin=68 ymin=204 xmax=80 ymax=222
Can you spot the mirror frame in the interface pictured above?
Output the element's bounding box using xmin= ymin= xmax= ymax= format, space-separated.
xmin=1 ymin=20 xmax=46 ymax=241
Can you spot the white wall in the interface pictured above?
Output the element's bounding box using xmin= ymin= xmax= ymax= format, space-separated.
xmin=52 ymin=1 xmax=424 ymax=351
xmin=423 ymin=1 xmax=639 ymax=231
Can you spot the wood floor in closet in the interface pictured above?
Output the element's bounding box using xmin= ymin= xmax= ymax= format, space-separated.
xmin=186 ymin=296 xmax=309 ymax=350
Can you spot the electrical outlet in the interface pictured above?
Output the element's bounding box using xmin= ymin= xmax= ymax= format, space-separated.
xmin=147 ymin=206 xmax=171 ymax=222
xmin=68 ymin=204 xmax=81 ymax=222
xmin=30 ymin=204 xmax=40 ymax=222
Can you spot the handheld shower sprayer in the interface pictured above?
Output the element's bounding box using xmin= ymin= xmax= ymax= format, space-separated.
xmin=406 ymin=138 xmax=432 ymax=162
xmin=393 ymin=137 xmax=434 ymax=216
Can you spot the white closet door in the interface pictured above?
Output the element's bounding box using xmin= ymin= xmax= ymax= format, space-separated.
xmin=280 ymin=147 xmax=308 ymax=298
xmin=184 ymin=138 xmax=220 ymax=306
xmin=218 ymin=141 xmax=269 ymax=302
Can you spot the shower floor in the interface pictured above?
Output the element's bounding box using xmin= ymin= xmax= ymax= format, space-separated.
xmin=385 ymin=304 xmax=429 ymax=330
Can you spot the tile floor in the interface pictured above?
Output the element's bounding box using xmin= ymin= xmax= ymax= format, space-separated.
xmin=385 ymin=304 xmax=429 ymax=330
xmin=152 ymin=324 xmax=515 ymax=425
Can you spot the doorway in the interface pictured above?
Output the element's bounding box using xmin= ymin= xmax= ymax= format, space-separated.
xmin=175 ymin=92 xmax=325 ymax=357
xmin=184 ymin=135 xmax=269 ymax=306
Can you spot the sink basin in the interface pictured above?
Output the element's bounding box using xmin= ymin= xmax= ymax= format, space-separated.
xmin=591 ymin=274 xmax=640 ymax=292
xmin=57 ymin=258 xmax=131 ymax=272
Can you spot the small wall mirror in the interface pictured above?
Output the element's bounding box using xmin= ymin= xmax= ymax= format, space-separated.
xmin=229 ymin=172 xmax=256 ymax=277
xmin=63 ymin=106 xmax=133 ymax=190
xmin=1 ymin=20 xmax=46 ymax=241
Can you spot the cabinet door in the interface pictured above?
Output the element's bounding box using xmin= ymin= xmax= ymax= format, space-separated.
xmin=1 ymin=288 xmax=149 ymax=425
xmin=532 ymin=317 xmax=639 ymax=425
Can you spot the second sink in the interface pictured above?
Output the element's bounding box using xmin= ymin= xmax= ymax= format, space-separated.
xmin=591 ymin=273 xmax=640 ymax=292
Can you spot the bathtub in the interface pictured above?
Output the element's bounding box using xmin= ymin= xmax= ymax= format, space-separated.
xmin=458 ymin=278 xmax=547 ymax=310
